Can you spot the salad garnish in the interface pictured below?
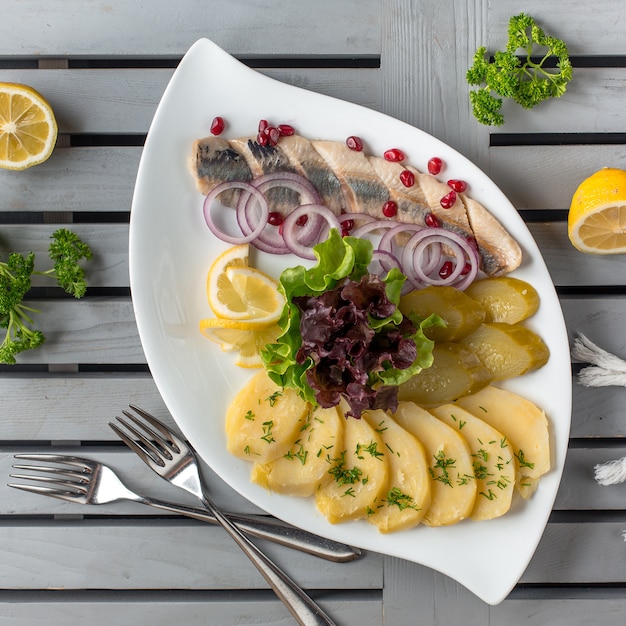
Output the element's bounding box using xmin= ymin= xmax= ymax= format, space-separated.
xmin=261 ymin=228 xmax=443 ymax=417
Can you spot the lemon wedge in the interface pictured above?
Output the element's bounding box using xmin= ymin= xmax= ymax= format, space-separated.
xmin=0 ymin=82 xmax=58 ymax=170
xmin=568 ymin=167 xmax=626 ymax=254
xmin=199 ymin=317 xmax=281 ymax=368
xmin=207 ymin=252 xmax=285 ymax=324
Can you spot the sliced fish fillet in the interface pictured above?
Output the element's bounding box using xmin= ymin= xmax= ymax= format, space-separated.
xmin=190 ymin=134 xmax=522 ymax=275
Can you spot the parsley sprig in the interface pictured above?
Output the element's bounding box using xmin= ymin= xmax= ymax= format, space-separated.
xmin=466 ymin=13 xmax=573 ymax=126
xmin=0 ymin=228 xmax=92 ymax=364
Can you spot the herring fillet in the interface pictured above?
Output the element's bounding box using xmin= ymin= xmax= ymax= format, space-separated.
xmin=190 ymin=134 xmax=522 ymax=276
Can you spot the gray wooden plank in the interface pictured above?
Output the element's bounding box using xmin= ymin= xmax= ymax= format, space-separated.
xmin=489 ymin=145 xmax=626 ymax=211
xmin=381 ymin=0 xmax=490 ymax=169
xmin=0 ymin=593 xmax=382 ymax=626
xmin=556 ymin=448 xmax=626 ymax=511
xmin=0 ymin=147 xmax=139 ymax=213
xmin=0 ymin=521 xmax=383 ymax=590
xmin=0 ymin=374 xmax=162 ymax=440
xmin=0 ymin=68 xmax=381 ymax=135
xmin=11 ymin=298 xmax=143 ymax=365
xmin=492 ymin=595 xmax=626 ymax=626
xmin=522 ymin=522 xmax=626 ymax=584
xmin=0 ymin=0 xmax=381 ymax=57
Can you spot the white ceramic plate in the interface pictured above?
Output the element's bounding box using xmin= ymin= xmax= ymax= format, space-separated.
xmin=129 ymin=38 xmax=571 ymax=605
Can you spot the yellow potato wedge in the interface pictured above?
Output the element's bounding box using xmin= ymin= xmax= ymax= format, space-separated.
xmin=398 ymin=343 xmax=492 ymax=405
xmin=362 ymin=410 xmax=431 ymax=533
xmin=251 ymin=405 xmax=343 ymax=497
xmin=315 ymin=413 xmax=388 ymax=524
xmin=455 ymin=385 xmax=550 ymax=499
xmin=392 ymin=402 xmax=476 ymax=526
xmin=399 ymin=285 xmax=485 ymax=342
xmin=429 ymin=404 xmax=515 ymax=520
xmin=225 ymin=370 xmax=309 ymax=463
xmin=458 ymin=322 xmax=549 ymax=381
xmin=465 ymin=277 xmax=540 ymax=324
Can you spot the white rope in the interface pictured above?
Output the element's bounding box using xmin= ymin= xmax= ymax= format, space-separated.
xmin=571 ymin=335 xmax=626 ymax=529
xmin=572 ymin=334 xmax=626 ymax=387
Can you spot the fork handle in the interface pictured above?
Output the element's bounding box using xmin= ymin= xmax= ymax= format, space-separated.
xmin=201 ymin=493 xmax=337 ymax=626
xmin=138 ymin=495 xmax=360 ymax=563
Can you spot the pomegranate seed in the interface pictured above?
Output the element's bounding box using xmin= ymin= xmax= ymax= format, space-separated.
xmin=440 ymin=190 xmax=457 ymax=209
xmin=427 ymin=157 xmax=443 ymax=175
xmin=425 ymin=213 xmax=441 ymax=228
xmin=399 ymin=169 xmax=415 ymax=187
xmin=439 ymin=261 xmax=454 ymax=279
xmin=341 ymin=228 xmax=351 ymax=237
xmin=342 ymin=219 xmax=354 ymax=231
xmin=384 ymin=148 xmax=405 ymax=162
xmin=382 ymin=200 xmax=398 ymax=217
xmin=256 ymin=132 xmax=269 ymax=146
xmin=278 ymin=124 xmax=295 ymax=136
xmin=461 ymin=262 xmax=472 ymax=275
xmin=296 ymin=214 xmax=308 ymax=226
xmin=266 ymin=126 xmax=280 ymax=146
xmin=258 ymin=119 xmax=269 ymax=133
xmin=210 ymin=116 xmax=225 ymax=135
xmin=466 ymin=236 xmax=478 ymax=250
xmin=447 ymin=179 xmax=467 ymax=193
xmin=346 ymin=136 xmax=364 ymax=151
xmin=268 ymin=212 xmax=283 ymax=226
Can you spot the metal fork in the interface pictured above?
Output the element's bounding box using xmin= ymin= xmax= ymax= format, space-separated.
xmin=110 ymin=405 xmax=337 ymax=626
xmin=7 ymin=454 xmax=359 ymax=563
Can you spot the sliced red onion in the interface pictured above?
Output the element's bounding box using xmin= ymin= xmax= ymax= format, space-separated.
xmin=412 ymin=237 xmax=466 ymax=285
xmin=252 ymin=173 xmax=326 ymax=247
xmin=282 ymin=204 xmax=341 ymax=259
xmin=204 ymin=181 xmax=268 ymax=244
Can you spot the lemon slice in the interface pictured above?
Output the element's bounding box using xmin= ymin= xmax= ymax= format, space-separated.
xmin=208 ymin=259 xmax=285 ymax=324
xmin=199 ymin=317 xmax=281 ymax=368
xmin=0 ymin=82 xmax=58 ymax=170
xmin=568 ymin=167 xmax=626 ymax=254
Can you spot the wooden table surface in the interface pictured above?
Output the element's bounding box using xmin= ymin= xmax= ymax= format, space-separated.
xmin=2 ymin=1 xmax=626 ymax=624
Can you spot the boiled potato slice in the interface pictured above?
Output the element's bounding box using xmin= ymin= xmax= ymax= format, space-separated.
xmin=315 ymin=412 xmax=388 ymax=524
xmin=251 ymin=406 xmax=343 ymax=497
xmin=399 ymin=285 xmax=485 ymax=342
xmin=458 ymin=322 xmax=549 ymax=381
xmin=398 ymin=343 xmax=492 ymax=405
xmin=429 ymin=404 xmax=515 ymax=520
xmin=225 ymin=370 xmax=309 ymax=463
xmin=465 ymin=277 xmax=539 ymax=324
xmin=455 ymin=385 xmax=550 ymax=499
xmin=362 ymin=409 xmax=431 ymax=533
xmin=392 ymin=402 xmax=476 ymax=526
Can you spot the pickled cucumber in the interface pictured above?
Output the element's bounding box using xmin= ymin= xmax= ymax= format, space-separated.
xmin=399 ymin=285 xmax=485 ymax=342
xmin=458 ymin=322 xmax=549 ymax=381
xmin=397 ymin=343 xmax=492 ymax=405
xmin=465 ymin=277 xmax=539 ymax=324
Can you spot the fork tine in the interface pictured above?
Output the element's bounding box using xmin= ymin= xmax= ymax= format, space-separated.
xmin=9 ymin=473 xmax=89 ymax=493
xmin=128 ymin=404 xmax=185 ymax=448
xmin=7 ymin=482 xmax=86 ymax=504
xmin=11 ymin=464 xmax=90 ymax=482
xmin=122 ymin=408 xmax=178 ymax=456
xmin=109 ymin=420 xmax=166 ymax=468
xmin=119 ymin=411 xmax=173 ymax=460
xmin=13 ymin=454 xmax=95 ymax=471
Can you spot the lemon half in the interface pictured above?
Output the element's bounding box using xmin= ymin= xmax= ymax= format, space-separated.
xmin=0 ymin=82 xmax=58 ymax=170
xmin=568 ymin=168 xmax=626 ymax=254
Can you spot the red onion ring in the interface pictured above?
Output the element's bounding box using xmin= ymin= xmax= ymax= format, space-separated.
xmin=204 ymin=181 xmax=268 ymax=244
xmin=282 ymin=204 xmax=341 ymax=259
